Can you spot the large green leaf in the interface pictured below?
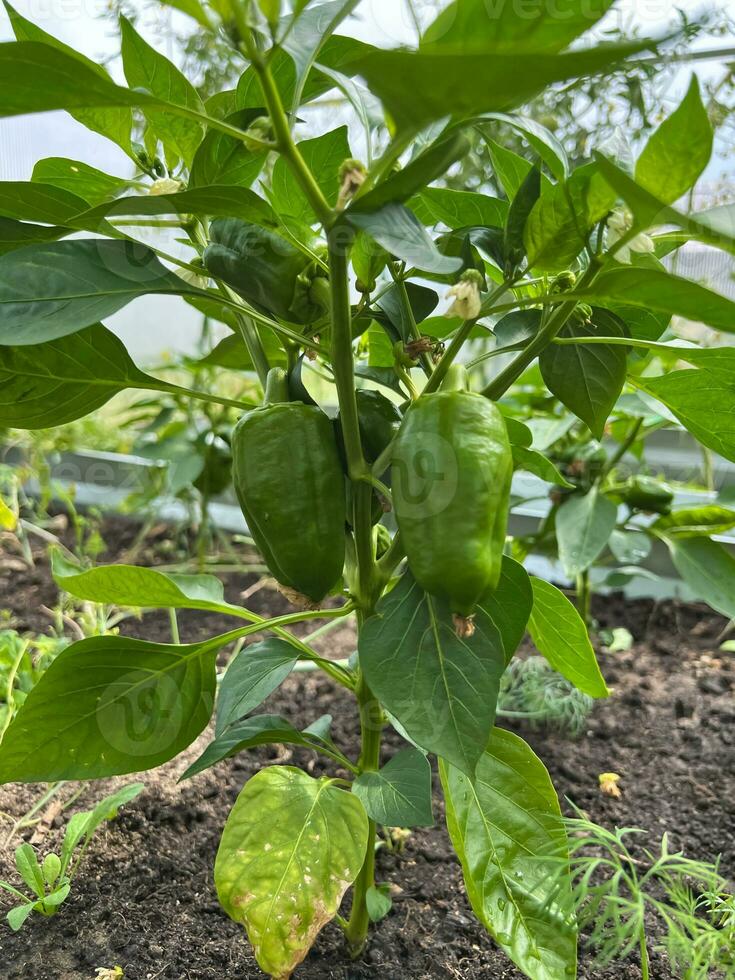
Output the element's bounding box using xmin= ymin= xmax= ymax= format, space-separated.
xmin=0 ymin=324 xmax=179 ymax=428
xmin=512 ymin=447 xmax=575 ymax=490
xmin=487 ymin=139 xmax=535 ymax=200
xmin=667 ymin=537 xmax=735 ymax=620
xmin=525 ymin=164 xmax=615 ymax=271
xmin=346 ymin=204 xmax=462 ymax=275
xmin=359 ymin=573 xmax=506 ymax=774
xmin=482 ymin=113 xmax=568 ymax=181
xmin=215 ymin=767 xmax=368 ymax=978
xmin=479 ymin=556 xmax=533 ymax=665
xmin=635 ymin=76 xmax=712 ymax=206
xmin=73 ymin=187 xmax=278 ymax=233
xmin=181 ymin=714 xmax=336 ymax=780
xmin=0 ymin=634 xmax=221 ymax=781
xmin=574 ymin=267 xmax=735 ymax=332
xmin=632 ymin=365 xmax=735 ymax=463
xmin=595 ymin=153 xmax=735 ymax=258
xmin=0 ymin=217 xmax=69 ymax=255
xmin=540 ymin=309 xmax=628 ymax=438
xmin=31 ymin=158 xmax=130 ymax=206
xmin=216 ymin=639 xmax=298 ymax=734
xmin=423 ymin=0 xmax=615 ymax=55
xmin=527 ymin=578 xmax=608 ymax=698
xmin=440 ymin=728 xmax=576 ymax=980
xmin=3 ymin=2 xmax=132 ymax=153
xmin=353 ymin=747 xmax=434 ymax=827
xmin=556 ymin=487 xmax=618 ymax=578
xmin=0 ymin=181 xmax=91 ymax=225
xmin=271 ymin=126 xmax=350 ymax=223
xmin=189 ymin=111 xmax=267 ymax=189
xmin=410 ymin=187 xmax=507 ymax=230
xmin=120 ymin=15 xmax=204 ymax=164
xmin=0 ymin=239 xmax=205 ymax=345
xmin=52 ymin=552 xmax=249 ymax=619
xmin=355 ymin=40 xmax=652 ymax=131
xmin=354 ymin=134 xmax=470 ymax=213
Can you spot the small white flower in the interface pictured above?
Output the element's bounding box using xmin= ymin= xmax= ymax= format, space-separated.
xmin=606 ymin=207 xmax=654 ymax=263
xmin=149 ymin=177 xmax=183 ymax=196
xmin=445 ymin=277 xmax=482 ymax=320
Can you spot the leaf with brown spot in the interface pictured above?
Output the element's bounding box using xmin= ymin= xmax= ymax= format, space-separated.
xmin=215 ymin=766 xmax=369 ymax=979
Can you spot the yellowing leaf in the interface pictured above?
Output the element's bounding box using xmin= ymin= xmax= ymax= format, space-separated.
xmin=0 ymin=495 xmax=16 ymax=530
xmin=599 ymin=772 xmax=622 ymax=798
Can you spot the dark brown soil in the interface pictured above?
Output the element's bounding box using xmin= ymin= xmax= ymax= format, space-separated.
xmin=0 ymin=517 xmax=733 ymax=980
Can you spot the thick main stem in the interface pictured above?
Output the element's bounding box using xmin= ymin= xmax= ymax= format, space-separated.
xmin=345 ymin=670 xmax=382 ymax=955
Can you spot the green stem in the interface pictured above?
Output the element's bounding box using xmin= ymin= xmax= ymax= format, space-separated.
xmin=599 ymin=417 xmax=644 ymax=480
xmin=481 ymin=264 xmax=600 ymax=400
xmin=241 ymin=32 xmax=333 ymax=227
xmin=639 ymin=924 xmax=650 ymax=980
xmin=391 ymin=268 xmax=434 ymax=378
xmin=345 ymin=671 xmax=382 ymax=956
xmin=575 ymin=570 xmax=591 ymax=629
xmin=169 ymin=608 xmax=180 ymax=645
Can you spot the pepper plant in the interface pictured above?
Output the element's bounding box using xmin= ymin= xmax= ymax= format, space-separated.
xmin=1 ymin=2 xmax=735 ymax=978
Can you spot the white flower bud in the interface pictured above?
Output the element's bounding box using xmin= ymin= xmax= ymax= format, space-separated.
xmin=445 ymin=277 xmax=482 ymax=320
xmin=149 ymin=178 xmax=183 ymax=196
xmin=606 ymin=206 xmax=654 ymax=263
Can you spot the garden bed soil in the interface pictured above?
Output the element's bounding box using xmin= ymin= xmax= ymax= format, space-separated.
xmin=0 ymin=517 xmax=733 ymax=980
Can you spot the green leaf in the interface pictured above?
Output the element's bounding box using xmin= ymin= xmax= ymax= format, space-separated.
xmin=540 ymin=309 xmax=628 ymax=438
xmin=181 ymin=714 xmax=336 ymax=780
xmin=632 ymin=364 xmax=735 ymax=463
xmin=556 ymin=487 xmax=618 ymax=578
xmin=0 ymin=181 xmax=91 ymax=225
xmin=41 ymin=853 xmax=61 ymax=888
xmin=667 ymin=537 xmax=735 ymax=620
xmin=410 ymin=186 xmax=508 ymax=230
xmin=7 ymin=903 xmax=35 ymax=931
xmin=0 ymin=634 xmax=222 ymax=781
xmin=59 ymin=783 xmax=144 ymax=876
xmin=190 ymin=112 xmax=267 ymax=189
xmin=423 ymin=0 xmax=615 ymax=55
xmin=0 ymin=324 xmax=181 ymax=429
xmin=355 ymin=40 xmax=651 ymax=132
xmin=3 ymin=3 xmax=132 ymax=153
xmin=32 ymin=158 xmax=130 ymax=206
xmin=0 ymin=239 xmax=205 ymax=345
xmin=74 ymin=187 xmax=278 ymax=232
xmin=487 ymin=138 xmax=534 ymax=200
xmin=440 ymin=728 xmax=577 ymax=980
xmin=271 ymin=126 xmax=350 ymax=222
xmin=653 ymin=506 xmax=735 ymax=538
xmin=595 ymin=153 xmax=735 ymax=258
xmin=15 ymin=844 xmax=44 ymax=897
xmin=0 ymin=217 xmax=69 ymax=255
xmin=635 ymin=76 xmax=712 ymax=206
xmin=478 ymin=556 xmax=533 ymax=665
xmin=346 ymin=204 xmax=462 ymax=275
xmin=528 ymin=577 xmax=608 ymax=698
xmin=483 ymin=113 xmax=568 ymax=181
xmin=353 ymin=747 xmax=433 ymax=827
xmin=120 ymin=15 xmax=204 ymax=165
xmin=354 ymin=133 xmax=472 ymax=213
xmin=196 ymin=330 xmax=287 ymax=371
xmin=215 ymin=767 xmax=369 ymax=978
xmin=159 ymin=0 xmax=212 ymax=27
xmin=573 ymin=266 xmax=735 ymax=333
xmin=609 ymin=529 xmax=651 ymax=564
xmin=359 ymin=573 xmax=506 ymax=774
xmin=505 ymin=165 xmax=541 ymax=269
xmin=512 ymin=447 xmax=574 ymax=489
xmin=216 ymin=639 xmax=298 ymax=734
xmin=525 ymin=164 xmax=615 ymax=271
xmin=52 ymin=552 xmax=250 ymax=619
xmin=366 ymin=885 xmax=392 ymax=923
